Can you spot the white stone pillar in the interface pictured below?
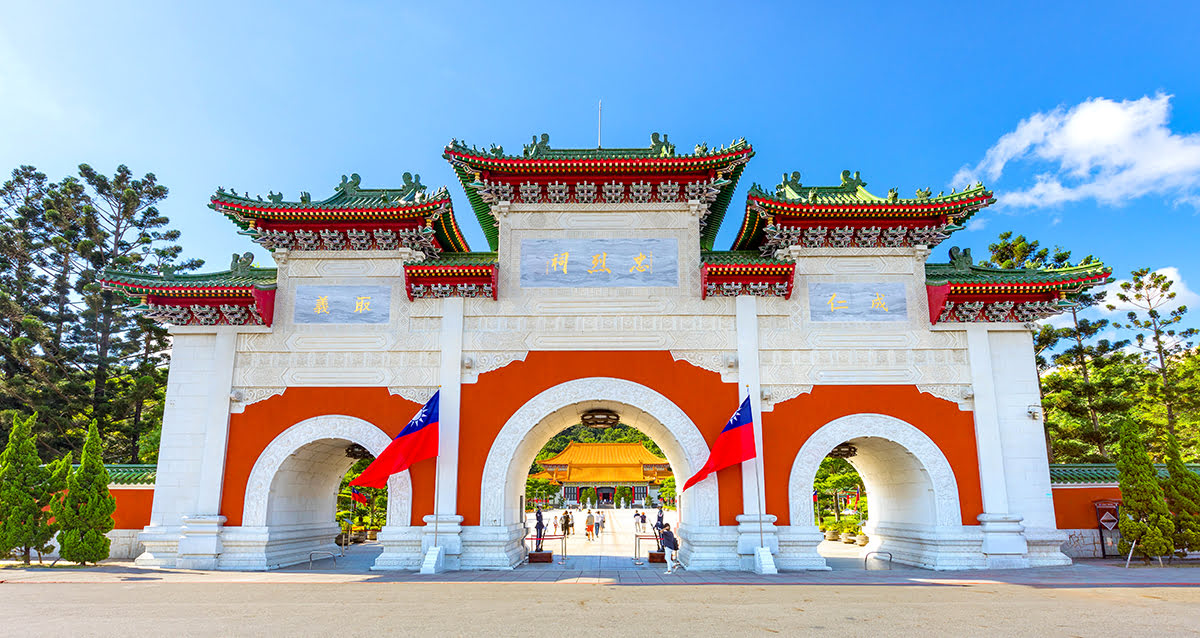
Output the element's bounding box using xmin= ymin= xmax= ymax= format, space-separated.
xmin=735 ymin=295 xmax=778 ymax=572
xmin=965 ymin=324 xmax=1029 ymax=568
xmin=138 ymin=325 xmax=249 ymax=569
xmin=424 ymin=296 xmax=464 ymax=566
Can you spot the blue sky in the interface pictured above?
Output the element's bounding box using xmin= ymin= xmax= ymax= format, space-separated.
xmin=3 ymin=1 xmax=1199 ymax=329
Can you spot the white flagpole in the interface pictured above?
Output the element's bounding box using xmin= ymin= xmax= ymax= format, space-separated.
xmin=433 ymin=387 xmax=441 ymax=549
xmin=747 ymin=385 xmax=765 ymax=549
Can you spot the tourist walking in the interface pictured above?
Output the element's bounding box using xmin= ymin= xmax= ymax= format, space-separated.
xmin=585 ymin=510 xmax=595 ymax=541
xmin=661 ymin=523 xmax=680 ymax=574
xmin=640 ymin=511 xmax=647 ymax=531
xmin=633 ymin=510 xmax=642 ymax=533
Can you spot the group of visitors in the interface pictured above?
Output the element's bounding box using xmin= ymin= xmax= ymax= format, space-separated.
xmin=632 ymin=510 xmax=648 ymax=533
xmin=583 ymin=509 xmax=606 ymax=540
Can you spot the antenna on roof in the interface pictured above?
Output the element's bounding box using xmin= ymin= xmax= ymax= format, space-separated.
xmin=598 ymin=99 xmax=602 ymax=149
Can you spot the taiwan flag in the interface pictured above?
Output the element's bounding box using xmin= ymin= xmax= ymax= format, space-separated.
xmin=350 ymin=391 xmax=440 ymax=489
xmin=682 ymin=395 xmax=756 ymax=492
xmin=350 ymin=487 xmax=368 ymax=504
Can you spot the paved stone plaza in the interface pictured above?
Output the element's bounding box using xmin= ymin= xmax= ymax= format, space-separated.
xmin=5 ymin=510 xmax=1199 ymax=636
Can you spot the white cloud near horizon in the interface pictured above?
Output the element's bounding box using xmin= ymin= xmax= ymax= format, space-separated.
xmin=953 ymin=94 xmax=1200 ymax=209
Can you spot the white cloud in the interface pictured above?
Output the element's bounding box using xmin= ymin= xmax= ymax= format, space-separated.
xmin=965 ymin=216 xmax=988 ymax=232
xmin=953 ymin=94 xmax=1200 ymax=209
xmin=1101 ymin=266 xmax=1200 ymax=315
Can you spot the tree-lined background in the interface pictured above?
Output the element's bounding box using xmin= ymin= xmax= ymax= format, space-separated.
xmin=1 ymin=164 xmax=199 ymax=464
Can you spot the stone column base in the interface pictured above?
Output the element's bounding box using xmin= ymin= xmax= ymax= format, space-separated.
xmin=135 ymin=525 xmax=182 ymax=567
xmin=1023 ymin=527 xmax=1072 ymax=567
xmin=460 ymin=524 xmax=526 ymax=569
xmin=421 ymin=515 xmax=464 ymax=570
xmin=978 ymin=513 xmax=1030 ymax=569
xmin=371 ymin=525 xmax=423 ymax=571
xmin=775 ymin=525 xmax=830 ymax=571
xmin=736 ymin=514 xmax=779 ymax=570
xmin=677 ymin=524 xmax=740 ymax=571
xmin=175 ymin=515 xmax=226 ymax=570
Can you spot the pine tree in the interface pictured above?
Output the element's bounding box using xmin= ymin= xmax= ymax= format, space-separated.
xmin=0 ymin=413 xmax=58 ymax=564
xmin=1110 ymin=268 xmax=1199 ymax=454
xmin=1115 ymin=418 xmax=1174 ymax=561
xmin=54 ymin=422 xmax=115 ymax=564
xmin=1161 ymin=429 xmax=1200 ymax=554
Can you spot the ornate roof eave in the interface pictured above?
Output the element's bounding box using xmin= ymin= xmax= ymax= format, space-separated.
xmin=403 ymin=253 xmax=499 ymax=301
xmin=732 ymin=174 xmax=995 ymax=252
xmin=444 ymin=134 xmax=753 ymax=251
xmin=924 ymin=253 xmax=1112 ymax=324
xmin=99 ymin=265 xmax=278 ymax=327
xmin=699 ymin=251 xmax=795 ymax=299
xmin=210 ymin=178 xmax=470 ymax=255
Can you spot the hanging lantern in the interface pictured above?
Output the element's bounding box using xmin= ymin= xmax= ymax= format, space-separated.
xmin=580 ymin=408 xmax=621 ymax=429
xmin=828 ymin=442 xmax=857 ymax=459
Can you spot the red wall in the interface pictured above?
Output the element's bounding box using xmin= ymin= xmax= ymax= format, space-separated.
xmin=458 ymin=351 xmax=744 ymax=525
xmin=763 ymin=385 xmax=984 ymax=526
xmin=110 ymin=488 xmax=154 ymax=529
xmin=1052 ymin=486 xmax=1121 ymax=529
xmin=217 ymin=353 xmax=988 ymax=530
xmin=219 ymin=388 xmax=428 ymax=527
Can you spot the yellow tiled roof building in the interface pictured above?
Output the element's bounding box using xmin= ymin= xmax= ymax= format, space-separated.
xmin=530 ymin=442 xmax=672 ymax=505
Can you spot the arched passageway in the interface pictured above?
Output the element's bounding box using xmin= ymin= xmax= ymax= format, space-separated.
xmin=779 ymin=413 xmax=985 ymax=570
xmin=218 ymin=415 xmax=413 ymax=570
xmin=468 ymin=377 xmax=738 ymax=570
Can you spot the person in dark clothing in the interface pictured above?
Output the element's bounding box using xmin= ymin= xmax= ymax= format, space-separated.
xmin=534 ymin=507 xmax=545 ymax=552
xmin=660 ymin=523 xmax=680 ymax=574
xmin=656 ymin=506 xmax=665 ymax=531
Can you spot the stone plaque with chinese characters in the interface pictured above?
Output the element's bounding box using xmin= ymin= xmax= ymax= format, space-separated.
xmin=808 ymin=282 xmax=907 ymax=322
xmin=293 ymin=285 xmax=391 ymax=324
xmin=519 ymin=238 xmax=679 ymax=288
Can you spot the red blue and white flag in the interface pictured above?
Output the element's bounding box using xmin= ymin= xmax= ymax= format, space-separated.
xmin=350 ymin=487 xmax=368 ymax=504
xmin=350 ymin=390 xmax=440 ymax=489
xmin=682 ymin=395 xmax=756 ymax=492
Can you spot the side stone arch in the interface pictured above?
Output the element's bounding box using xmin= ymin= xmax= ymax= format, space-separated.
xmin=787 ymin=413 xmax=962 ymax=529
xmin=478 ymin=377 xmax=719 ymax=529
xmin=242 ymin=414 xmax=412 ymax=529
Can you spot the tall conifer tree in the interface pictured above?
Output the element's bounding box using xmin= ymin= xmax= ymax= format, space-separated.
xmin=1162 ymin=429 xmax=1200 ymax=554
xmin=1110 ymin=268 xmax=1199 ymax=453
xmin=0 ymin=413 xmax=61 ymax=564
xmin=54 ymin=422 xmax=115 ymax=564
xmin=1115 ymin=418 xmax=1174 ymax=560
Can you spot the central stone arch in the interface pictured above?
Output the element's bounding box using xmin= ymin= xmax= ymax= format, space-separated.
xmin=219 ymin=414 xmax=412 ymax=570
xmin=479 ymin=377 xmax=718 ymax=528
xmin=467 ymin=377 xmax=731 ymax=569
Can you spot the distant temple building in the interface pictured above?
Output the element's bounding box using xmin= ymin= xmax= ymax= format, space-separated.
xmin=530 ymin=442 xmax=672 ymax=505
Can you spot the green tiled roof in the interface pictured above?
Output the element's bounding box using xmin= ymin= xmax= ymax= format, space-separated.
xmin=1049 ymin=463 xmax=1200 ymax=485
xmin=411 ymin=252 xmax=498 ymax=267
xmin=925 ymin=259 xmax=1111 ymax=290
xmin=103 ymin=464 xmax=156 ymax=486
xmin=101 ymin=267 xmax=278 ymax=294
xmin=701 ymin=250 xmax=790 ymax=266
xmin=445 ymin=134 xmax=752 ymax=252
xmin=749 ymin=172 xmax=993 ymax=208
xmin=210 ymin=174 xmax=442 ymax=211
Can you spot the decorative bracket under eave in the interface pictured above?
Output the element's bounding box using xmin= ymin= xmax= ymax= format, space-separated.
xmin=700 ymin=262 xmax=795 ymax=299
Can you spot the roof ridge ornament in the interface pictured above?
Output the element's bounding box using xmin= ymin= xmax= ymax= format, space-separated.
xmin=267 ymin=191 xmax=283 ymax=204
xmin=916 ymin=188 xmax=932 ymax=200
xmin=776 ymin=171 xmax=803 ymax=199
xmin=230 ymin=251 xmax=254 ymax=276
xmin=649 ymin=132 xmax=675 ymax=157
xmin=948 ymin=246 xmax=973 ymax=271
xmin=840 ymin=169 xmax=865 ymax=191
xmin=399 ymin=172 xmax=426 ymax=201
xmin=336 ymin=173 xmax=362 ymax=196
xmin=523 ymin=133 xmax=551 ymax=157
